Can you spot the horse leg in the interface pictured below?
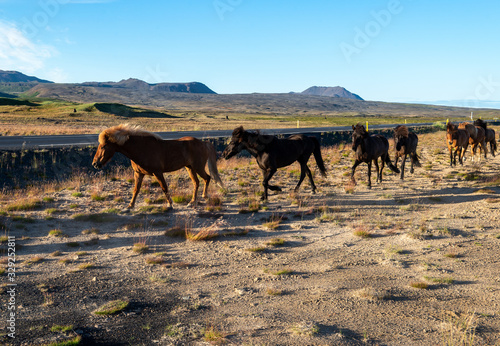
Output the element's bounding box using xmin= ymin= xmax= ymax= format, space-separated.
xmin=262 ymin=168 xmax=278 ymax=200
xmin=191 ymin=160 xmax=212 ymax=201
xmin=295 ymin=163 xmax=316 ymax=194
xmin=198 ymin=170 xmax=211 ymax=200
xmin=351 ymin=160 xmax=362 ymax=185
xmin=449 ymin=148 xmax=454 ymax=166
xmin=185 ymin=167 xmax=200 ymax=207
xmin=294 ymin=162 xmax=307 ymax=193
xmin=152 ymin=173 xmax=173 ymax=210
xmin=305 ymin=164 xmax=317 ymax=194
xmin=457 ymin=147 xmax=463 ymax=166
xmin=400 ymin=154 xmax=407 ymax=180
xmin=367 ymin=161 xmax=372 ymax=188
xmin=128 ymin=171 xmax=144 ymax=209
xmin=374 ymin=158 xmax=381 ymax=184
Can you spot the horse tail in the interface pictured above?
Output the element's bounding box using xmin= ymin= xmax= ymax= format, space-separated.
xmin=310 ymin=136 xmax=327 ymax=176
xmin=205 ymin=142 xmax=224 ymax=188
xmin=385 ymin=153 xmax=400 ymax=174
xmin=411 ymin=152 xmax=422 ymax=167
xmin=491 ymin=137 xmax=497 ymax=154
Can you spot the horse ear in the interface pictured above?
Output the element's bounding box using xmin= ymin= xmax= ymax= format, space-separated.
xmin=352 ymin=125 xmax=355 ymax=130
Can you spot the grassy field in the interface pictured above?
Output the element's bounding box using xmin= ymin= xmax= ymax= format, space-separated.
xmin=1 ymin=96 xmax=499 ymax=136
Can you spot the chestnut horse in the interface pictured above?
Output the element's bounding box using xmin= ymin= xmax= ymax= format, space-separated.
xmin=222 ymin=126 xmax=327 ymax=200
xmin=351 ymin=124 xmax=399 ymax=188
xmin=92 ymin=124 xmax=224 ymax=209
xmin=474 ymin=119 xmax=497 ymax=157
xmin=459 ymin=122 xmax=487 ymax=161
xmin=393 ymin=125 xmax=421 ymax=180
xmin=446 ymin=122 xmax=469 ymax=166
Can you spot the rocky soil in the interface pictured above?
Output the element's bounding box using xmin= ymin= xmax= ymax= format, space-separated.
xmin=1 ymin=130 xmax=499 ymax=345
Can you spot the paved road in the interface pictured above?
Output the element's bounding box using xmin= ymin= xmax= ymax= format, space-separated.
xmin=0 ymin=123 xmax=435 ymax=150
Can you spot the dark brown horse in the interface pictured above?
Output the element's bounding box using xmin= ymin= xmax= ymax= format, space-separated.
xmin=446 ymin=122 xmax=469 ymax=166
xmin=459 ymin=122 xmax=487 ymax=161
xmin=393 ymin=125 xmax=421 ymax=180
xmin=222 ymin=126 xmax=327 ymax=200
xmin=92 ymin=124 xmax=224 ymax=209
xmin=474 ymin=119 xmax=497 ymax=157
xmin=351 ymin=124 xmax=399 ymax=188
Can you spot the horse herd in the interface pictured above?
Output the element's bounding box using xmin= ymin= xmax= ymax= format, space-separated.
xmin=92 ymin=121 xmax=498 ymax=210
xmin=446 ymin=119 xmax=497 ymax=166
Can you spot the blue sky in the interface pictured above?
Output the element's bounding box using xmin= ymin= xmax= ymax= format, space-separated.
xmin=1 ymin=0 xmax=499 ymax=107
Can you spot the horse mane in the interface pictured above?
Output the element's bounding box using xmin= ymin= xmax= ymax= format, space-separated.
xmin=459 ymin=122 xmax=477 ymax=138
xmin=232 ymin=126 xmax=246 ymax=138
xmin=394 ymin=125 xmax=409 ymax=138
xmin=474 ymin=118 xmax=487 ymax=130
xmin=99 ymin=124 xmax=162 ymax=146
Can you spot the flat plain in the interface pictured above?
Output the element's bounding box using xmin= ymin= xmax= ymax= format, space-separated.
xmin=1 ymin=123 xmax=500 ymax=345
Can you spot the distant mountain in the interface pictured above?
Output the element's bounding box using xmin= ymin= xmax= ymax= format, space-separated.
xmin=0 ymin=70 xmax=53 ymax=84
xmin=301 ymin=86 xmax=363 ymax=101
xmin=77 ymin=78 xmax=216 ymax=94
xmin=27 ymin=78 xmax=217 ymax=102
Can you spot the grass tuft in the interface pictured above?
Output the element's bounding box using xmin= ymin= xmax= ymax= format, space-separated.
xmin=246 ymin=246 xmax=266 ymax=252
xmin=266 ymin=238 xmax=285 ymax=247
xmin=50 ymin=325 xmax=73 ymax=332
xmin=47 ymin=335 xmax=82 ymax=346
xmin=410 ymin=281 xmax=429 ymax=289
xmin=202 ymin=325 xmax=226 ymax=344
xmin=6 ymin=198 xmax=42 ymax=211
xmin=132 ymin=242 xmax=149 ymax=254
xmin=145 ymin=256 xmax=164 ymax=265
xmin=353 ymin=227 xmax=372 ymax=238
xmin=94 ymin=300 xmax=129 ymax=315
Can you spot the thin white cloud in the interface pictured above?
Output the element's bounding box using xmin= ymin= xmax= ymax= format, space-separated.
xmin=0 ymin=20 xmax=56 ymax=73
xmin=45 ymin=67 xmax=68 ymax=82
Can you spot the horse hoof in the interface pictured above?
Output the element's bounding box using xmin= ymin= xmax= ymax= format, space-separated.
xmin=122 ymin=208 xmax=131 ymax=213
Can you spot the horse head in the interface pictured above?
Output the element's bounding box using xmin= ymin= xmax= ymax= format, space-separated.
xmin=351 ymin=124 xmax=367 ymax=151
xmin=223 ymin=126 xmax=247 ymax=159
xmin=92 ymin=132 xmax=118 ymax=169
xmin=394 ymin=125 xmax=409 ymax=152
xmin=446 ymin=122 xmax=458 ymax=147
xmin=474 ymin=118 xmax=487 ymax=130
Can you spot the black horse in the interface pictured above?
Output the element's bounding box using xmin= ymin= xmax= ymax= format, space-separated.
xmin=351 ymin=123 xmax=399 ymax=188
xmin=222 ymin=126 xmax=327 ymax=200
xmin=393 ymin=125 xmax=421 ymax=180
xmin=474 ymin=119 xmax=497 ymax=157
